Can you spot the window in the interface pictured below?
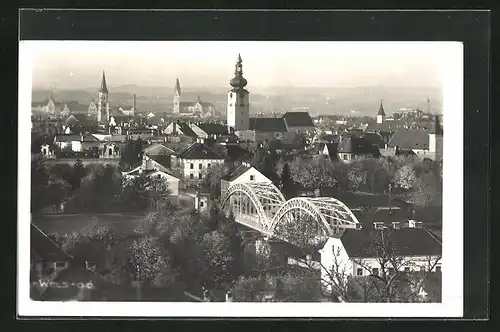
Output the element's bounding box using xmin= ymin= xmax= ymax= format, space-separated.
xmin=190 ymin=163 xmax=194 ymax=169
xmin=356 ymin=268 xmax=363 ymax=276
xmin=207 ymin=163 xmax=211 ymax=168
xmin=436 ymin=266 xmax=442 ymax=273
xmin=343 ymin=154 xmax=347 ymax=160
xmin=190 ymin=174 xmax=194 ymax=179
xmin=372 ymin=268 xmax=379 ymax=276
xmin=158 ymin=175 xmax=162 ymax=179
xmin=250 ymin=175 xmax=255 ymax=181
xmin=200 ymin=202 xmax=204 ymax=208
xmin=388 ymin=268 xmax=395 ymax=275
xmin=229 ymin=103 xmax=232 ymax=107
xmin=404 ymin=267 xmax=410 ymax=272
xmin=199 ymin=173 xmax=202 ymax=179
xmin=199 ymin=163 xmax=202 ymax=170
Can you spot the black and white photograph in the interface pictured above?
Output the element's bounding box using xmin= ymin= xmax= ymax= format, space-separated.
xmin=19 ymin=38 xmax=464 ymax=317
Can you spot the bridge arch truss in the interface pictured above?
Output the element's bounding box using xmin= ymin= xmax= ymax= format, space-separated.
xmin=220 ymin=182 xmax=360 ymax=238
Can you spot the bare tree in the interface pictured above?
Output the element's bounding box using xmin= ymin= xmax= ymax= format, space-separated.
xmin=351 ymin=227 xmax=441 ymax=302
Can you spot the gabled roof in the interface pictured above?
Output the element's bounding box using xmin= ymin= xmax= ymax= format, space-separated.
xmin=147 ymin=154 xmax=172 ymax=169
xmin=249 ymin=117 xmax=287 ymax=133
xmin=337 ymin=137 xmax=380 ymax=155
xmin=341 ymin=227 xmax=442 ymax=258
xmin=31 ymin=223 xmax=72 ymax=262
xmin=282 ymin=112 xmax=314 ymax=128
xmin=176 ymin=142 xmax=225 ymax=160
xmin=177 ymin=122 xmax=198 ymax=137
xmin=221 ymin=163 xmax=252 ymax=181
xmin=322 ymin=142 xmax=337 ymax=156
xmin=197 ymin=123 xmax=228 ymax=136
xmin=387 ymin=129 xmax=429 ymax=150
xmin=144 ymin=143 xmax=175 ymax=156
xmin=66 ymin=102 xmax=89 ymax=113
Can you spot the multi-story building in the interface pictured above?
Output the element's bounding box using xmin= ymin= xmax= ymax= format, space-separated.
xmin=170 ymin=139 xmax=225 ymax=185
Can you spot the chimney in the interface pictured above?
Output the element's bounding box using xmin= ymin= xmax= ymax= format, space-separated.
xmin=373 ymin=221 xmax=385 ymax=230
xmin=392 ymin=221 xmax=401 ymax=230
xmin=408 ymin=220 xmax=423 ymax=228
xmin=225 ymin=291 xmax=233 ymax=302
xmin=133 ymin=94 xmax=136 ymax=110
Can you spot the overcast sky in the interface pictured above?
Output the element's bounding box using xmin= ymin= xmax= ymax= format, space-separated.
xmin=26 ymin=41 xmax=457 ymax=90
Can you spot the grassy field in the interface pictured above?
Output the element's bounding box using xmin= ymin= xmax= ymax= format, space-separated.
xmin=34 ymin=213 xmax=146 ymax=235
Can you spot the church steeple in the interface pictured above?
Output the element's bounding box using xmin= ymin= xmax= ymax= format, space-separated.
xmin=174 ymin=78 xmax=181 ymax=96
xmin=376 ymin=99 xmax=386 ymax=124
xmin=230 ymin=53 xmax=248 ymax=90
xmin=377 ymin=99 xmax=386 ymax=116
xmin=99 ymin=71 xmax=108 ymax=93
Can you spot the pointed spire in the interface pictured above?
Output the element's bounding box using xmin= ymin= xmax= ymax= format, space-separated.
xmin=99 ymin=71 xmax=108 ymax=93
xmin=174 ymin=78 xmax=181 ymax=95
xmin=237 ymin=53 xmax=242 ymax=64
xmin=377 ymin=99 xmax=386 ymax=116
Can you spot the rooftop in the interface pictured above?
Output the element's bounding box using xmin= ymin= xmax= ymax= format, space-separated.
xmin=176 ymin=142 xmax=225 ymax=160
xmin=387 ymin=129 xmax=430 ymax=150
xmin=341 ymin=227 xmax=442 ymax=258
xmin=282 ymin=112 xmax=314 ymax=128
xmin=249 ymin=117 xmax=287 ymax=133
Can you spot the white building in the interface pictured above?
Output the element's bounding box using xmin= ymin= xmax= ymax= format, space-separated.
xmin=122 ymin=155 xmax=180 ymax=196
xmin=227 ymin=54 xmax=250 ymax=132
xmin=170 ymin=139 xmax=225 ymax=183
xmin=220 ymin=162 xmax=272 ymax=198
xmin=318 ymin=222 xmax=442 ymax=293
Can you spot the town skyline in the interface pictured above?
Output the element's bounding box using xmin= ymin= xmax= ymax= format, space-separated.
xmin=28 ymin=41 xmax=452 ymax=90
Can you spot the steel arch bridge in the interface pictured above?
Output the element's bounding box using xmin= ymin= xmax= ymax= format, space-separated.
xmin=220 ymin=182 xmax=361 ymax=238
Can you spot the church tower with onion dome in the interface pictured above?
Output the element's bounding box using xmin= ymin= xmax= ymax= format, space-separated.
xmin=227 ymin=54 xmax=250 ymax=132
xmin=97 ymin=70 xmax=110 ymax=124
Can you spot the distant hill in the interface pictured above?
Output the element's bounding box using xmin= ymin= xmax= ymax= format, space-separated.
xmin=32 ymin=85 xmax=442 ymax=116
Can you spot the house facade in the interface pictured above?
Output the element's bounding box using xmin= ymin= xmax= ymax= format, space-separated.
xmin=220 ymin=162 xmax=272 ymax=198
xmin=122 ymin=155 xmax=180 ymax=196
xmin=319 ymin=222 xmax=442 ymax=293
xmin=171 ymin=140 xmax=225 ymax=185
xmin=337 ymin=136 xmax=380 ymax=162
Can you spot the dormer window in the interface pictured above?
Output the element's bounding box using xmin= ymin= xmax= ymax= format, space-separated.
xmin=373 ymin=222 xmax=385 ymax=230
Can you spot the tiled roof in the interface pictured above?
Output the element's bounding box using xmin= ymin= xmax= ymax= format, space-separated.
xmin=337 ymin=137 xmax=380 ymax=155
xmin=31 ymin=223 xmax=72 ymax=262
xmin=64 ymin=115 xmax=79 ymax=126
xmin=362 ymin=132 xmax=386 ymax=149
xmin=176 ymin=142 xmax=225 ymax=160
xmin=55 ymin=134 xmax=82 ymax=142
xmin=177 ymin=122 xmax=198 ymax=137
xmin=387 ymin=129 xmax=429 ymax=150
xmin=66 ymin=103 xmax=89 ymax=113
xmin=148 ymin=154 xmax=172 ymax=168
xmin=221 ymin=164 xmax=251 ymax=181
xmin=73 ymin=113 xmax=96 ymax=124
xmin=197 ymin=123 xmax=228 ymax=136
xmin=282 ymin=112 xmax=314 ymax=128
xmin=144 ymin=143 xmax=175 ymax=155
xmin=249 ymin=117 xmax=287 ymax=133
xmin=364 ymin=120 xmax=408 ymax=133
xmin=341 ymin=227 xmax=442 ymax=258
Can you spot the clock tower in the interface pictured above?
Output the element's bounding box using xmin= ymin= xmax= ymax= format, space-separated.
xmin=227 ymin=54 xmax=250 ymax=132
